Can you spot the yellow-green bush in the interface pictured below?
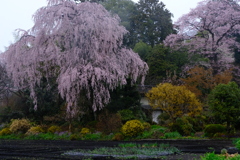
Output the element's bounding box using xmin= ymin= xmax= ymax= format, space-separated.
xmin=121 ymin=120 xmax=144 ymax=137
xmin=213 ymin=132 xmax=225 ymax=138
xmin=142 ymin=122 xmax=151 ymax=131
xmin=80 ymin=128 xmax=91 ymax=135
xmin=70 ymin=134 xmax=81 ymax=140
xmin=9 ymin=119 xmax=31 ymax=134
xmin=47 ymin=125 xmax=61 ymax=133
xmin=0 ymin=128 xmax=12 ymax=136
xmin=26 ymin=126 xmax=44 ymax=135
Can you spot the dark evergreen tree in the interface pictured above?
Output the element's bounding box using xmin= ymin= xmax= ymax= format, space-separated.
xmin=144 ymin=44 xmax=188 ymax=85
xmin=133 ymin=0 xmax=174 ymax=47
xmin=101 ymin=0 xmax=138 ymax=47
xmin=106 ymin=78 xmax=141 ymax=112
xmin=133 ymin=41 xmax=152 ymax=61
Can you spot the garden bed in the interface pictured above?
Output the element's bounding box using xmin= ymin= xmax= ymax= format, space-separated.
xmin=0 ymin=139 xmax=238 ymax=160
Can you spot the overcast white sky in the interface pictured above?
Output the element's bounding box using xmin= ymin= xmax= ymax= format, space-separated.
xmin=0 ymin=0 xmax=201 ymax=52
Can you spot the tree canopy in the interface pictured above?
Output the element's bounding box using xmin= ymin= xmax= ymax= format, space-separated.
xmin=208 ymin=82 xmax=240 ymax=132
xmin=134 ymin=0 xmax=174 ymax=47
xmin=146 ymin=83 xmax=202 ymax=121
xmin=182 ymin=66 xmax=232 ymax=99
xmin=164 ymin=0 xmax=240 ymax=73
xmin=100 ymin=0 xmax=138 ymax=47
xmin=4 ymin=0 xmax=148 ymax=118
xmin=0 ymin=53 xmax=12 ymax=104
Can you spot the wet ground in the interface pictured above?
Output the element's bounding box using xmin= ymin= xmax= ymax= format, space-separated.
xmin=0 ymin=139 xmax=239 ymax=160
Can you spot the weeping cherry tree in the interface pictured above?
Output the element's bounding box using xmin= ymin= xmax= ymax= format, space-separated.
xmin=0 ymin=53 xmax=10 ymax=102
xmin=5 ymin=0 xmax=148 ymax=118
xmin=164 ymin=0 xmax=240 ymax=73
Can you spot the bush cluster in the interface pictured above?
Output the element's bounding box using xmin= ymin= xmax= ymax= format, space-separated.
xmin=112 ymin=133 xmax=124 ymax=141
xmin=26 ymin=126 xmax=44 ymax=135
xmin=96 ymin=111 xmax=122 ymax=134
xmin=0 ymin=128 xmax=12 ymax=136
xmin=236 ymin=139 xmax=240 ymax=151
xmin=80 ymin=128 xmax=91 ymax=135
xmin=169 ymin=117 xmax=194 ymax=136
xmin=47 ymin=125 xmax=61 ymax=133
xmin=9 ymin=119 xmax=31 ymax=134
xmin=118 ymin=109 xmax=135 ymax=122
xmin=204 ymin=124 xmax=226 ymax=138
xmin=121 ymin=120 xmax=144 ymax=137
xmin=163 ymin=132 xmax=182 ymax=139
xmin=142 ymin=122 xmax=151 ymax=131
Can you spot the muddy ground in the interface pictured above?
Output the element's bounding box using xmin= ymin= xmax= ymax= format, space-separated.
xmin=0 ymin=139 xmax=239 ymax=160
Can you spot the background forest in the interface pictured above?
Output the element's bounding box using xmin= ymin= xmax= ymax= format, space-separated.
xmin=0 ymin=0 xmax=240 ymax=140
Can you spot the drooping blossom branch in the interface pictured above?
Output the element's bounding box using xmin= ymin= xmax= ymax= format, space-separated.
xmin=5 ymin=0 xmax=148 ymax=118
xmin=164 ymin=0 xmax=240 ymax=73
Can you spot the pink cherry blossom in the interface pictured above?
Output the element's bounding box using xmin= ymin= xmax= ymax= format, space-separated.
xmin=4 ymin=0 xmax=148 ymax=118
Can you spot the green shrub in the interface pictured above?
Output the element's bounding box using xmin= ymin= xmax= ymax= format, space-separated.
xmin=25 ymin=133 xmax=57 ymax=140
xmin=112 ymin=133 xmax=124 ymax=141
xmin=83 ymin=133 xmax=102 ymax=140
xmin=151 ymin=130 xmax=165 ymax=139
xmin=151 ymin=125 xmax=165 ymax=130
xmin=47 ymin=125 xmax=61 ymax=133
xmin=157 ymin=112 xmax=170 ymax=125
xmin=235 ymin=139 xmax=240 ymax=150
xmin=0 ymin=128 xmax=12 ymax=136
xmin=70 ymin=134 xmax=81 ymax=140
xmin=164 ymin=131 xmax=182 ymax=139
xmin=186 ymin=115 xmax=206 ymax=132
xmin=137 ymin=125 xmax=166 ymax=139
xmin=204 ymin=124 xmax=226 ymax=138
xmin=121 ymin=120 xmax=144 ymax=137
xmin=85 ymin=121 xmax=97 ymax=130
xmin=200 ymin=152 xmax=240 ymax=160
xmin=26 ymin=126 xmax=44 ymax=135
xmin=96 ymin=111 xmax=122 ymax=134
xmin=118 ymin=109 xmax=135 ymax=122
xmin=9 ymin=119 xmax=31 ymax=134
xmin=213 ymin=132 xmax=226 ymax=139
xmin=0 ymin=134 xmax=22 ymax=139
xmin=169 ymin=117 xmax=194 ymax=136
xmin=142 ymin=122 xmax=151 ymax=131
xmin=138 ymin=130 xmax=153 ymax=139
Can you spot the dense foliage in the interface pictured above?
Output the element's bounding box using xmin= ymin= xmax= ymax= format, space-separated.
xmin=134 ymin=0 xmax=174 ymax=47
xmin=101 ymin=0 xmax=174 ymax=47
xmin=0 ymin=54 xmax=12 ymax=105
xmin=2 ymin=0 xmax=240 ymax=141
xmin=204 ymin=124 xmax=226 ymax=138
xmin=182 ymin=66 xmax=232 ymax=99
xmin=121 ymin=119 xmax=144 ymax=137
xmin=208 ymin=82 xmax=240 ymax=132
xmin=4 ymin=0 xmax=148 ymax=118
xmin=9 ymin=119 xmax=31 ymax=134
xmin=164 ymin=0 xmax=240 ymax=73
xmin=146 ymin=83 xmax=202 ymax=121
xmin=145 ymin=44 xmax=188 ymax=85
